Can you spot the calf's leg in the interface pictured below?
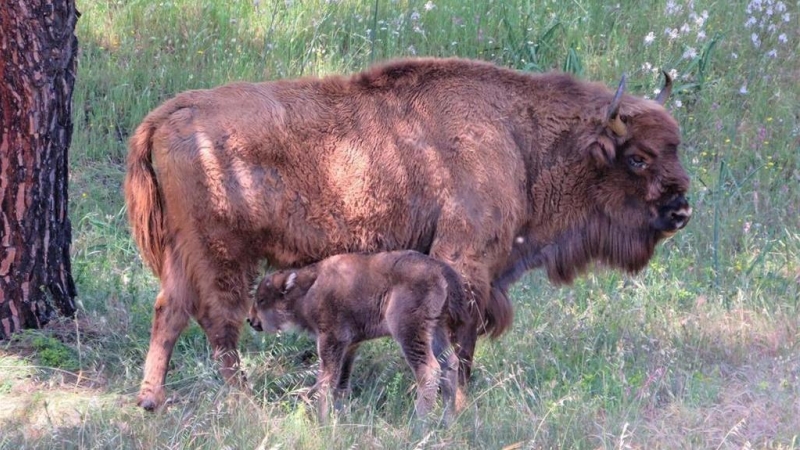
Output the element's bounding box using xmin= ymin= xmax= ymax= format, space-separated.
xmin=432 ymin=325 xmax=459 ymax=424
xmin=313 ymin=333 xmax=349 ymax=423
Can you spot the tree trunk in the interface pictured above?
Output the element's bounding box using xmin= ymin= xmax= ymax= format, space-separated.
xmin=0 ymin=0 xmax=79 ymax=339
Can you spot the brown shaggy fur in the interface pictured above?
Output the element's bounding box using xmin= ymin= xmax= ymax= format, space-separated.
xmin=125 ymin=57 xmax=691 ymax=410
xmin=250 ymin=250 xmax=469 ymax=423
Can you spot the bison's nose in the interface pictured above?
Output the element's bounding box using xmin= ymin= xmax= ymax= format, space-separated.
xmin=656 ymin=195 xmax=692 ymax=234
xmin=670 ymin=206 xmax=692 ymax=230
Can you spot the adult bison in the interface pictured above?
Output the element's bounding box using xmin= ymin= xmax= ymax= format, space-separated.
xmin=125 ymin=57 xmax=691 ymax=410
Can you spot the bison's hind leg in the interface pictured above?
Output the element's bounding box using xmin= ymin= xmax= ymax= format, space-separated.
xmin=138 ymin=247 xmax=195 ymax=411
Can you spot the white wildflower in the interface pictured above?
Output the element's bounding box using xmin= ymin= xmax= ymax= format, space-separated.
xmin=694 ymin=15 xmax=705 ymax=27
xmin=731 ymin=52 xmax=738 ymax=59
xmin=697 ymin=30 xmax=706 ymax=41
xmin=778 ymin=33 xmax=787 ymax=43
xmin=644 ymin=32 xmax=655 ymax=45
xmin=674 ymin=99 xmax=683 ymax=108
xmin=410 ymin=10 xmax=420 ymax=21
xmin=666 ymin=0 xmax=681 ymax=15
xmin=666 ymin=28 xmax=679 ymax=41
xmin=642 ymin=62 xmax=653 ymax=72
xmin=766 ymin=6 xmax=773 ymax=16
xmin=745 ymin=16 xmax=757 ymax=28
xmin=751 ymin=32 xmax=760 ymax=47
xmin=767 ymin=49 xmax=777 ymax=58
xmin=782 ymin=13 xmax=790 ymax=22
xmin=424 ymin=1 xmax=435 ymax=11
xmin=739 ymin=84 xmax=748 ymax=94
xmin=683 ymin=47 xmax=697 ymax=59
xmin=776 ymin=1 xmax=786 ymax=12
xmin=669 ymin=68 xmax=678 ymax=80
xmin=407 ymin=45 xmax=416 ymax=55
xmin=680 ymin=23 xmax=691 ymax=34
xmin=702 ymin=10 xmax=709 ymax=20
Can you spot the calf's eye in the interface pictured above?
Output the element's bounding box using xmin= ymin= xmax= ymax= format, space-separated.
xmin=627 ymin=154 xmax=648 ymax=170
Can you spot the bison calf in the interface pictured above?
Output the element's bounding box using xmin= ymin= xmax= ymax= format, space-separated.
xmin=250 ymin=250 xmax=469 ymax=424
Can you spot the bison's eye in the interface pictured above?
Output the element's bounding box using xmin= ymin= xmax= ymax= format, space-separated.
xmin=627 ymin=154 xmax=648 ymax=170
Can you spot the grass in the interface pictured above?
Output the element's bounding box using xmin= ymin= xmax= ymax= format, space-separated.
xmin=1 ymin=0 xmax=799 ymax=448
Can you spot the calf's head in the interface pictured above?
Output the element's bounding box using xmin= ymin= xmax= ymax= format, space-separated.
xmin=249 ymin=271 xmax=300 ymax=333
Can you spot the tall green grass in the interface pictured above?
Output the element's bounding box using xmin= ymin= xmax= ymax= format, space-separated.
xmin=2 ymin=0 xmax=798 ymax=448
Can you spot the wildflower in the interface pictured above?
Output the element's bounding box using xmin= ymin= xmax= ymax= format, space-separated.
xmin=410 ymin=11 xmax=420 ymax=21
xmin=776 ymin=1 xmax=787 ymax=12
xmin=683 ymin=47 xmax=697 ymax=59
xmin=642 ymin=62 xmax=653 ymax=72
xmin=665 ymin=28 xmax=679 ymax=41
xmin=665 ymin=0 xmax=681 ymax=15
xmin=745 ymin=17 xmax=757 ymax=28
xmin=644 ymin=32 xmax=655 ymax=45
xmin=697 ymin=30 xmax=706 ymax=41
xmin=407 ymin=45 xmax=416 ymax=55
xmin=782 ymin=13 xmax=790 ymax=22
xmin=669 ymin=68 xmax=678 ymax=80
xmin=778 ymin=33 xmax=787 ymax=43
xmin=739 ymin=84 xmax=748 ymax=94
xmin=680 ymin=23 xmax=691 ymax=34
xmin=424 ymin=1 xmax=435 ymax=11
xmin=751 ymin=33 xmax=760 ymax=47
xmin=694 ymin=15 xmax=705 ymax=27
xmin=767 ymin=49 xmax=777 ymax=58
xmin=674 ymin=99 xmax=683 ymax=108
xmin=731 ymin=52 xmax=738 ymax=59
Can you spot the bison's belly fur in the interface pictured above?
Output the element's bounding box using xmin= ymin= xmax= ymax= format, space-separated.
xmin=125 ymin=57 xmax=690 ymax=410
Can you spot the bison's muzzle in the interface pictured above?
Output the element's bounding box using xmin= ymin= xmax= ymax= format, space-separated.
xmin=654 ymin=194 xmax=692 ymax=236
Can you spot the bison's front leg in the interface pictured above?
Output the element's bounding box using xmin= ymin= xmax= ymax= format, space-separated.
xmin=139 ymin=290 xmax=191 ymax=410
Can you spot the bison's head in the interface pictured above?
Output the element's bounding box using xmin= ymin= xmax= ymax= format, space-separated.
xmin=585 ymin=73 xmax=691 ymax=235
xmin=544 ymin=72 xmax=692 ymax=282
xmin=249 ymin=271 xmax=301 ymax=333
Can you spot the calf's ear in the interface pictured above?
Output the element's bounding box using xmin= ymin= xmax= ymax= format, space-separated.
xmin=282 ymin=272 xmax=297 ymax=293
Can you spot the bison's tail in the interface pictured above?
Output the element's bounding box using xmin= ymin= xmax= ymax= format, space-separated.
xmin=484 ymin=285 xmax=514 ymax=338
xmin=124 ymin=114 xmax=167 ymax=277
xmin=442 ymin=264 xmax=514 ymax=339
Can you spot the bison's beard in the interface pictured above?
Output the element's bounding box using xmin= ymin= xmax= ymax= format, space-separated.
xmin=497 ymin=213 xmax=660 ymax=289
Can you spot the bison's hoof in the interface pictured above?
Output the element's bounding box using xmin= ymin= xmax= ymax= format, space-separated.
xmin=137 ymin=390 xmax=165 ymax=411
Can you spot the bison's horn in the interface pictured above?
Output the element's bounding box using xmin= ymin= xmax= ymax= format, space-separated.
xmin=655 ymin=70 xmax=673 ymax=105
xmin=607 ymin=74 xmax=627 ymax=136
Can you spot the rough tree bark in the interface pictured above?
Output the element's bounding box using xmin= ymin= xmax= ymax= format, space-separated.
xmin=0 ymin=0 xmax=79 ymax=339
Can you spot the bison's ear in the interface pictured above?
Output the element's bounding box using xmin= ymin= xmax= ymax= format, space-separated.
xmin=586 ymin=135 xmax=618 ymax=167
xmin=282 ymin=272 xmax=297 ymax=293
